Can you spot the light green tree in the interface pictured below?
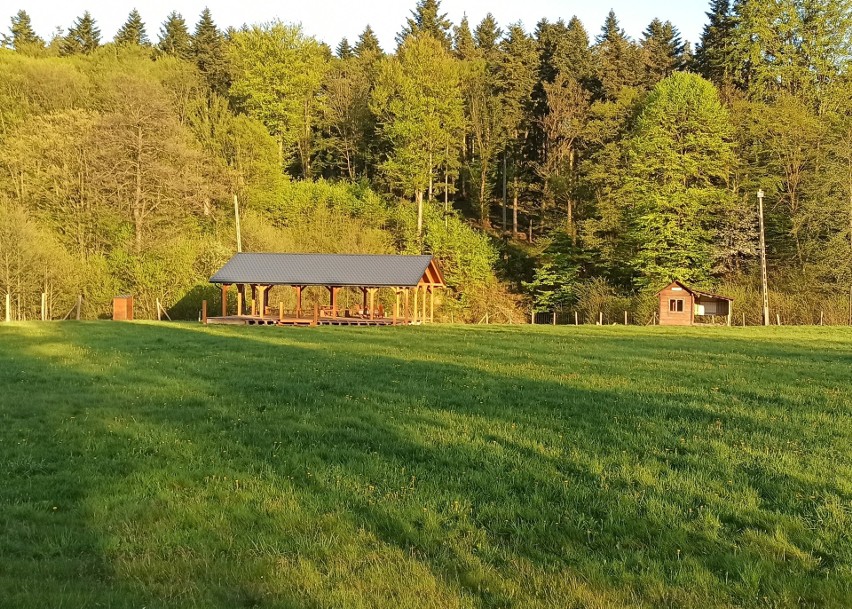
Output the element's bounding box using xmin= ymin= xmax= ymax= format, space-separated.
xmin=371 ymin=34 xmax=464 ymax=240
xmin=228 ymin=22 xmax=329 ymax=178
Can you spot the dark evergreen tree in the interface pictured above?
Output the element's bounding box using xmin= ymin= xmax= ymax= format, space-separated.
xmin=474 ymin=13 xmax=502 ymax=56
xmin=157 ymin=11 xmax=192 ymax=60
xmin=640 ymin=19 xmax=684 ymax=86
xmin=60 ymin=11 xmax=101 ymax=56
xmin=694 ymin=0 xmax=735 ymax=86
xmin=5 ymin=10 xmax=44 ymax=51
xmin=396 ymin=0 xmax=453 ymax=50
xmin=453 ymin=15 xmax=476 ymax=60
xmin=354 ymin=25 xmax=383 ymax=57
xmin=114 ymin=9 xmax=149 ymax=47
xmin=593 ymin=10 xmax=642 ymax=99
xmin=336 ymin=37 xmax=353 ymax=59
xmin=192 ymin=8 xmax=229 ymax=94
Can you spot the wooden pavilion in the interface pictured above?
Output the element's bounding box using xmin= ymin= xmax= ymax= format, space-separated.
xmin=206 ymin=253 xmax=445 ymax=326
xmin=657 ymin=280 xmax=733 ymax=326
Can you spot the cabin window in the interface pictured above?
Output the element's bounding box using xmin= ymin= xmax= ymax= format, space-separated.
xmin=669 ymin=299 xmax=684 ymax=312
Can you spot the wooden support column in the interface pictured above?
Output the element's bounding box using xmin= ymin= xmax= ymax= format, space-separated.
xmin=295 ymin=286 xmax=303 ymax=317
xmin=368 ymin=288 xmax=376 ymax=320
xmin=237 ymin=289 xmax=243 ymax=316
xmin=404 ymin=288 xmax=410 ymax=324
xmin=221 ymin=284 xmax=229 ymax=317
xmin=413 ymin=287 xmax=419 ymax=323
xmin=394 ymin=290 xmax=400 ymax=325
xmin=250 ymin=284 xmax=257 ymax=317
xmin=330 ymin=286 xmax=339 ymax=317
xmin=256 ymin=285 xmax=267 ymax=317
xmin=202 ymin=300 xmax=208 ymax=324
xmin=421 ymin=285 xmax=426 ymax=323
xmin=362 ymin=288 xmax=368 ymax=313
xmin=429 ymin=287 xmax=435 ymax=324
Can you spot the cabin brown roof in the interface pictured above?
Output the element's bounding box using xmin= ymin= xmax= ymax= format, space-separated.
xmin=210 ymin=253 xmax=444 ymax=288
xmin=656 ymin=280 xmax=733 ymax=301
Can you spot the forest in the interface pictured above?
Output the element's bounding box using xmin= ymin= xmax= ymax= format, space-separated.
xmin=1 ymin=0 xmax=850 ymax=323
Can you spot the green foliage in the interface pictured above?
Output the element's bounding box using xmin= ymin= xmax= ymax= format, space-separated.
xmin=353 ymin=25 xmax=383 ymax=58
xmin=114 ymin=9 xmax=149 ymax=47
xmin=4 ymin=10 xmax=44 ymax=53
xmin=625 ymin=73 xmax=737 ymax=289
xmin=228 ymin=22 xmax=328 ymax=178
xmin=60 ymin=12 xmax=101 ymax=56
xmin=191 ymin=8 xmax=228 ymax=95
xmin=157 ymin=11 xmax=192 ymax=60
xmin=396 ymin=0 xmax=453 ymax=50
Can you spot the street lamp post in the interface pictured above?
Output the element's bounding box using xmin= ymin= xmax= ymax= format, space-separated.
xmin=757 ymin=189 xmax=770 ymax=326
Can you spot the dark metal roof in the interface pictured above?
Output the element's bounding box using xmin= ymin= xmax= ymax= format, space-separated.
xmin=210 ymin=253 xmax=436 ymax=287
xmin=657 ymin=280 xmax=733 ymax=301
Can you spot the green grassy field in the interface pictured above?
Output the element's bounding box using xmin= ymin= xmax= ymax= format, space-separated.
xmin=1 ymin=322 xmax=851 ymax=608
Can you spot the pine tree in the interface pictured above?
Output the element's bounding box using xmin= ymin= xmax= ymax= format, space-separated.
xmin=336 ymin=37 xmax=353 ymax=59
xmin=5 ymin=10 xmax=44 ymax=51
xmin=453 ymin=15 xmax=476 ymax=60
xmin=114 ymin=9 xmax=149 ymax=46
xmin=354 ymin=25 xmax=383 ymax=57
xmin=60 ymin=11 xmax=101 ymax=56
xmin=396 ymin=0 xmax=453 ymax=50
xmin=593 ymin=10 xmax=642 ymax=99
xmin=192 ymin=8 xmax=229 ymax=95
xmin=474 ymin=13 xmax=502 ymax=56
xmin=157 ymin=11 xmax=192 ymax=60
xmin=640 ymin=19 xmax=684 ymax=86
xmin=694 ymin=0 xmax=735 ymax=86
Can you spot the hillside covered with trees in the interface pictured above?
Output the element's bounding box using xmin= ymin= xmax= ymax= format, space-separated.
xmin=1 ymin=0 xmax=850 ymax=322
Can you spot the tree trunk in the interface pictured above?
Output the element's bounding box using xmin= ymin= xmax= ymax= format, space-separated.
xmin=479 ymin=166 xmax=490 ymax=229
xmin=512 ymin=177 xmax=519 ymax=239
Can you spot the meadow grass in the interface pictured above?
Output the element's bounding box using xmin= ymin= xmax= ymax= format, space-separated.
xmin=0 ymin=322 xmax=850 ymax=608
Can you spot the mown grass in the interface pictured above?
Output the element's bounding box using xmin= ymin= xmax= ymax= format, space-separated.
xmin=0 ymin=322 xmax=850 ymax=608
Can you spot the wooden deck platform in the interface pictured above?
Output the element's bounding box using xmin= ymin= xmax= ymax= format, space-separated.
xmin=205 ymin=315 xmax=401 ymax=327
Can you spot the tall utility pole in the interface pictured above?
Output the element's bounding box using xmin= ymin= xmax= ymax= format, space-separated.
xmin=757 ymin=189 xmax=770 ymax=326
xmin=233 ymin=194 xmax=242 ymax=253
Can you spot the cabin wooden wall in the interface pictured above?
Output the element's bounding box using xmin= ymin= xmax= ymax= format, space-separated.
xmin=659 ymin=285 xmax=693 ymax=326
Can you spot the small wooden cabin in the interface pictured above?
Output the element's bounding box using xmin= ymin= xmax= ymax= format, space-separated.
xmin=657 ymin=281 xmax=732 ymax=326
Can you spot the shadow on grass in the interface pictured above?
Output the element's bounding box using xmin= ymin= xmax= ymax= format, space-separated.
xmin=0 ymin=322 xmax=850 ymax=608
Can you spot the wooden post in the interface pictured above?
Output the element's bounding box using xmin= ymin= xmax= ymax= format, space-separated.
xmin=76 ymin=294 xmax=82 ymax=321
xmin=742 ymin=312 xmax=746 ymax=327
xmin=4 ymin=292 xmax=9 ymax=323
xmin=820 ymin=310 xmax=824 ymax=326
xmin=237 ymin=291 xmax=243 ymax=317
xmin=331 ymin=287 xmax=339 ymax=317
xmin=156 ymin=298 xmax=162 ymax=321
xmin=429 ymin=287 xmax=434 ymax=323
xmin=404 ymin=288 xmax=410 ymax=324
xmin=279 ymin=302 xmax=284 ymax=322
xmin=530 ymin=310 xmax=535 ymax=324
xmin=221 ymin=285 xmax=229 ymax=317
xmin=552 ymin=311 xmax=556 ymax=326
xmin=727 ymin=313 xmax=731 ymax=327
xmin=251 ymin=298 xmax=257 ymax=317
xmin=599 ymin=311 xmax=603 ymax=325
xmin=776 ymin=313 xmax=781 ymax=326
xmin=574 ymin=311 xmax=579 ymax=326
xmin=394 ymin=290 xmax=400 ymax=325
xmin=368 ymin=288 xmax=375 ymax=320
xmin=413 ymin=287 xmax=419 ymax=324
xmin=295 ymin=286 xmax=303 ymax=317
xmin=421 ymin=285 xmax=426 ymax=323
xmin=624 ymin=310 xmax=628 ymax=325
xmin=362 ymin=288 xmax=368 ymax=314
xmin=312 ymin=302 xmax=319 ymax=326
xmin=202 ymin=300 xmax=207 ymax=324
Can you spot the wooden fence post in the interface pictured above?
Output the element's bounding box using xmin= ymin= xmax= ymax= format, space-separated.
xmin=820 ymin=310 xmax=824 ymax=326
xmin=201 ymin=300 xmax=207 ymax=325
xmin=624 ymin=310 xmax=628 ymax=325
xmin=574 ymin=311 xmax=579 ymax=326
xmin=742 ymin=313 xmax=746 ymax=327
xmin=552 ymin=311 xmax=557 ymax=326
xmin=530 ymin=310 xmax=535 ymax=325
xmin=599 ymin=311 xmax=603 ymax=325
xmin=776 ymin=313 xmax=781 ymax=326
